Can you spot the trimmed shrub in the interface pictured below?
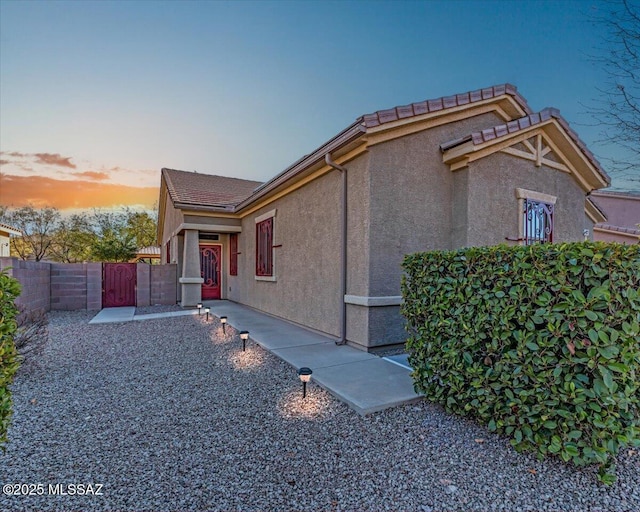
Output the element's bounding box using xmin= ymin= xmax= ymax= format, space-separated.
xmin=0 ymin=268 xmax=21 ymax=451
xmin=401 ymin=242 xmax=640 ymax=484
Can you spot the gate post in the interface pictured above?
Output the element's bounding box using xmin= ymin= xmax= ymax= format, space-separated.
xmin=137 ymin=264 xmax=151 ymax=307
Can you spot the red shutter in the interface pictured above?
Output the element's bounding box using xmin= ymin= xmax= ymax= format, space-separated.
xmin=230 ymin=233 xmax=238 ymax=276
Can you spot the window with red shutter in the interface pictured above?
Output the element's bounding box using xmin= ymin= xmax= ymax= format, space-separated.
xmin=255 ymin=218 xmax=273 ymax=277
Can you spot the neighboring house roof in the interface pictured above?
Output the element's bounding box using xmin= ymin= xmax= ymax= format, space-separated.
xmin=136 ymin=246 xmax=161 ymax=256
xmin=440 ymin=107 xmax=610 ymax=191
xmin=162 ymin=168 xmax=263 ymax=210
xmin=589 ymin=190 xmax=640 ymax=242
xmin=585 ymin=197 xmax=607 ymax=224
xmin=0 ymin=222 xmax=22 ymax=236
xmin=595 ymin=223 xmax=640 ymax=235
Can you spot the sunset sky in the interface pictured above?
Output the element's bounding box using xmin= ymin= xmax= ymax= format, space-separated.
xmin=1 ymin=0 xmax=638 ymax=213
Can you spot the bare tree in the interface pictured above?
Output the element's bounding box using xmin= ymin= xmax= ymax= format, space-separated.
xmin=589 ymin=0 xmax=639 ymax=179
xmin=1 ymin=206 xmax=60 ymax=261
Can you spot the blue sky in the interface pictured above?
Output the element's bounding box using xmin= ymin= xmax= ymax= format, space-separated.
xmin=0 ymin=0 xmax=637 ymax=210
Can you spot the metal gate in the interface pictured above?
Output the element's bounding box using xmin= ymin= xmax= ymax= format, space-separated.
xmin=103 ymin=263 xmax=137 ymax=307
xmin=200 ymin=245 xmax=221 ymax=300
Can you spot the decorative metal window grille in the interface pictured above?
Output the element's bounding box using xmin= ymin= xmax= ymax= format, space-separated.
xmin=200 ymin=246 xmax=220 ymax=288
xmin=523 ymin=199 xmax=554 ymax=245
xmin=256 ymin=218 xmax=273 ymax=276
xmin=229 ymin=233 xmax=238 ymax=276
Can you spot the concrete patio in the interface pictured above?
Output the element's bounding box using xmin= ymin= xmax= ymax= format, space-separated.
xmin=89 ymin=300 xmax=422 ymax=415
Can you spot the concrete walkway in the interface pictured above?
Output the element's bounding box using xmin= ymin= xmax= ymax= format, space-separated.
xmin=89 ymin=301 xmax=422 ymax=415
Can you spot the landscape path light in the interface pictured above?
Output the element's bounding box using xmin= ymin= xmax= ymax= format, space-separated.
xmin=240 ymin=330 xmax=249 ymax=351
xmin=220 ymin=316 xmax=228 ymax=334
xmin=197 ymin=303 xmax=203 ymax=315
xmin=297 ymin=367 xmax=313 ymax=399
xmin=205 ymin=306 xmax=210 ymax=321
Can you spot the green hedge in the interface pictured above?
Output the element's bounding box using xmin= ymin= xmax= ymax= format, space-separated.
xmin=0 ymin=268 xmax=21 ymax=451
xmin=401 ymin=242 xmax=640 ymax=484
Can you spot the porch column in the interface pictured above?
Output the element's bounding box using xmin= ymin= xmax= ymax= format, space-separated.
xmin=179 ymin=229 xmax=203 ymax=307
xmin=175 ymin=234 xmax=185 ymax=303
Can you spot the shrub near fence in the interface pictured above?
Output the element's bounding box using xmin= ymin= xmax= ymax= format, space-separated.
xmin=401 ymin=242 xmax=640 ymax=484
xmin=0 ymin=268 xmax=21 ymax=451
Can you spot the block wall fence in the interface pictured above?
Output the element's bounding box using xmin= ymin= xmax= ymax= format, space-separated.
xmin=0 ymin=258 xmax=177 ymax=316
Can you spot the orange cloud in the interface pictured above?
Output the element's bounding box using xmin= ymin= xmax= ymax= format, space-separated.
xmin=34 ymin=153 xmax=76 ymax=168
xmin=0 ymin=174 xmax=158 ymax=210
xmin=73 ymin=171 xmax=110 ymax=181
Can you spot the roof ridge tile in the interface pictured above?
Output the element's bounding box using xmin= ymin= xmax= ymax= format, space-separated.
xmin=362 ymin=83 xmax=529 ymax=129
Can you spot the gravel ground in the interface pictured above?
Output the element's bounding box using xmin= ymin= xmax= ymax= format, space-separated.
xmin=1 ymin=310 xmax=638 ymax=512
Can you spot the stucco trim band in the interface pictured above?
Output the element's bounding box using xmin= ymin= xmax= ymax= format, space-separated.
xmin=175 ymin=223 xmax=242 ymax=235
xmin=255 ymin=209 xmax=277 ymax=223
xmin=179 ymin=277 xmax=204 ymax=284
xmin=255 ymin=275 xmax=277 ymax=282
xmin=344 ymin=295 xmax=403 ymax=307
xmin=515 ymin=188 xmax=557 ymax=205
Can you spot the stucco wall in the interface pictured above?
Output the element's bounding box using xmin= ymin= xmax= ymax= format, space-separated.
xmin=464 ymin=152 xmax=588 ymax=246
xmin=0 ymin=235 xmax=10 ymax=257
xmin=359 ymin=112 xmax=506 ymax=348
xmin=230 ymin=169 xmax=345 ymax=337
xmin=367 ymin=112 xmax=505 ymax=298
xmin=161 ymin=190 xmax=185 ymax=263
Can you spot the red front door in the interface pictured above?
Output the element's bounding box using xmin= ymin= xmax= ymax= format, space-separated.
xmin=200 ymin=245 xmax=221 ymax=300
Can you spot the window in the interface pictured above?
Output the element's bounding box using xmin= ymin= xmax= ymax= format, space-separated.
xmin=256 ymin=217 xmax=273 ymax=277
xmin=523 ymin=199 xmax=554 ymax=244
xmin=229 ymin=233 xmax=238 ymax=276
xmin=166 ymin=240 xmax=171 ymax=263
xmin=516 ymin=188 xmax=556 ymax=245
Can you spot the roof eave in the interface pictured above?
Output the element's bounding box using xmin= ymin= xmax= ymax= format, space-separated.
xmin=586 ymin=197 xmax=608 ymax=224
xmin=174 ymin=202 xmax=236 ymax=213
xmin=234 ymin=120 xmax=366 ymax=212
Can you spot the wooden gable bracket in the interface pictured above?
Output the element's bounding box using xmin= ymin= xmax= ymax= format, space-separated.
xmin=442 ymin=121 xmax=599 ymax=192
xmin=499 ymin=132 xmax=570 ymax=174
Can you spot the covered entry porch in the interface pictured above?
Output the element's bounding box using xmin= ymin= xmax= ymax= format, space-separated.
xmin=168 ymin=222 xmax=241 ymax=307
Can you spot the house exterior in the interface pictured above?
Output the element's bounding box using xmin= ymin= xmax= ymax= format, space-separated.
xmin=158 ymin=84 xmax=610 ymax=351
xmin=0 ymin=222 xmax=21 ymax=257
xmin=589 ymin=190 xmax=640 ymax=244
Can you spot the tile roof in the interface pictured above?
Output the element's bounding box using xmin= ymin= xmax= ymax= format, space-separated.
xmin=162 ymin=168 xmax=263 ymax=209
xmin=595 ymin=223 xmax=640 ymax=236
xmin=441 ymin=108 xmax=610 ymax=186
xmin=362 ymin=84 xmax=531 ymax=128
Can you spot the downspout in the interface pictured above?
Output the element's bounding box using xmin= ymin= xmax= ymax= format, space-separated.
xmin=325 ymin=153 xmax=348 ymax=345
